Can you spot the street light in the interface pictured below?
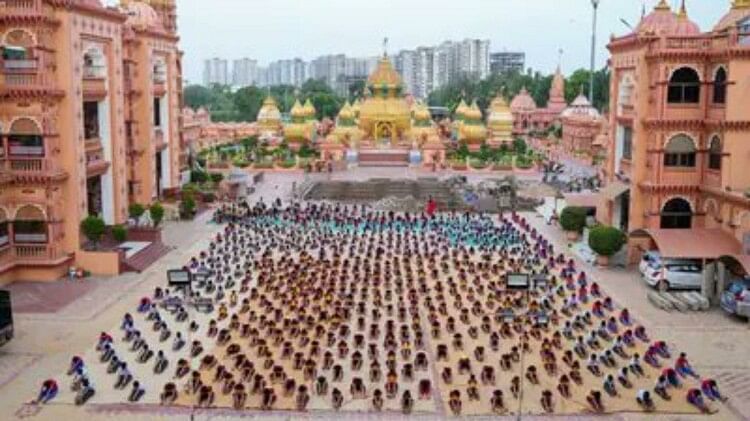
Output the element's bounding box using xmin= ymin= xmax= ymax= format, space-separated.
xmin=590 ymin=0 xmax=600 ymax=102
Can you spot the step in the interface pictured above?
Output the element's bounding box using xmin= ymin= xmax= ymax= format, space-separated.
xmin=358 ymin=162 xmax=409 ymax=167
xmin=122 ymin=242 xmax=173 ymax=273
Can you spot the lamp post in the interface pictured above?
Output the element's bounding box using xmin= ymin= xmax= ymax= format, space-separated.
xmin=590 ymin=0 xmax=600 ymax=102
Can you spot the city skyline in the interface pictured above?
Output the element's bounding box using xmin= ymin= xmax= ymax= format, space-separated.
xmin=176 ymin=0 xmax=728 ymax=84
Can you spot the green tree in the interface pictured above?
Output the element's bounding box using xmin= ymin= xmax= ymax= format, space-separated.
xmin=184 ymin=85 xmax=214 ymax=109
xmin=233 ymin=86 xmax=265 ymax=121
xmin=588 ymin=225 xmax=626 ymax=257
xmin=81 ymin=215 xmax=106 ymax=248
xmin=149 ymin=203 xmax=165 ymax=228
xmin=560 ymin=207 xmax=588 ymax=233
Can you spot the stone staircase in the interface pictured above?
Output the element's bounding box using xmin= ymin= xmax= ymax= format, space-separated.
xmin=304 ymin=178 xmax=461 ymax=209
xmin=358 ymin=151 xmax=410 ymax=167
xmin=120 ymin=241 xmax=173 ymax=273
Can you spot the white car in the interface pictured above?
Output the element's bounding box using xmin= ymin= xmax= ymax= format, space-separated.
xmin=643 ymin=260 xmax=703 ymax=290
xmin=638 ymin=251 xmax=661 ymax=276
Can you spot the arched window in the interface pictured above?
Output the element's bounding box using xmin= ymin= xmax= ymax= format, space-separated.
xmin=708 ymin=136 xmax=722 ymax=170
xmin=8 ymin=118 xmax=43 ymax=157
xmin=661 ymin=198 xmax=693 ymax=229
xmin=713 ymin=67 xmax=727 ymax=104
xmin=82 ymin=47 xmax=105 ymax=79
xmin=13 ymin=204 xmax=47 ymax=244
xmin=1 ymin=29 xmax=35 ymax=61
xmin=667 ymin=67 xmax=700 ymax=104
xmin=664 ymin=135 xmax=696 ymax=168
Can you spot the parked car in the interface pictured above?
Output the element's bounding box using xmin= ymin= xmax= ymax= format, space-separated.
xmin=643 ymin=260 xmax=703 ymax=290
xmin=639 ymin=251 xmax=661 ymax=276
xmin=720 ymin=278 xmax=750 ymax=319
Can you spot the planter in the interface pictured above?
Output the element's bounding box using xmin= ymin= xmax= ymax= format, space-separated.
xmin=596 ymin=255 xmax=610 ymax=267
xmin=451 ymin=164 xmax=468 ymax=171
xmin=565 ymin=231 xmax=579 ymax=241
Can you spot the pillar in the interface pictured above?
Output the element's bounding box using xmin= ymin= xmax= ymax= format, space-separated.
xmin=716 ymin=262 xmax=727 ymax=307
xmin=702 ymin=261 xmax=716 ymax=303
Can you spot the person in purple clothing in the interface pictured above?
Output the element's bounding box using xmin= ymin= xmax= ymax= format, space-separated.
xmin=34 ymin=379 xmax=58 ymax=404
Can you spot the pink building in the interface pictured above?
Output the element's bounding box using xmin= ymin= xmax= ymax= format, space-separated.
xmin=510 ymin=67 xmax=568 ymax=135
xmin=601 ymin=0 xmax=750 ymax=269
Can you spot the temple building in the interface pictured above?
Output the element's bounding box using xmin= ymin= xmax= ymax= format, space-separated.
xmin=510 ymin=67 xmax=568 ymax=135
xmin=0 ymin=0 xmax=184 ymax=282
xmin=599 ymin=0 xmax=750 ymax=266
xmin=457 ymin=101 xmax=488 ymax=151
xmin=256 ymin=95 xmax=282 ymax=139
xmin=182 ymin=107 xmax=256 ymax=153
xmin=321 ymin=54 xmax=445 ymax=166
xmin=486 ymin=94 xmax=514 ymax=148
xmin=560 ymin=90 xmax=602 ymax=158
xmin=283 ymin=99 xmax=317 ymax=150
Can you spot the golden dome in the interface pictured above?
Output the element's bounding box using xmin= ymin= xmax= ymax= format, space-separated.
xmin=257 ymin=95 xmax=282 ymax=133
xmin=414 ymin=103 xmax=431 ymax=122
xmin=283 ymin=123 xmax=312 ymax=143
xmin=487 ymin=95 xmax=513 ymax=125
xmin=303 ymin=99 xmax=316 ymax=120
xmin=455 ymin=99 xmax=469 ymax=119
xmin=367 ymin=55 xmax=403 ymax=94
xmin=351 ymin=99 xmax=361 ymax=117
xmin=290 ymin=99 xmax=305 ymax=119
xmin=465 ymin=101 xmax=483 ymax=121
xmin=460 ymin=124 xmax=487 ymax=145
xmin=337 ymin=101 xmax=355 ymax=122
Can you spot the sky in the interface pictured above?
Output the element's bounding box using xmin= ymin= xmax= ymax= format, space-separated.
xmin=171 ymin=0 xmax=729 ymax=84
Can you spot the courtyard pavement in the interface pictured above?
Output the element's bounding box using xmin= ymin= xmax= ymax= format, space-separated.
xmin=0 ymin=168 xmax=748 ymax=421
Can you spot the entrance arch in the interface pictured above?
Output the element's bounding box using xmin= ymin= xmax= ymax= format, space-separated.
xmin=660 ymin=197 xmax=693 ymax=229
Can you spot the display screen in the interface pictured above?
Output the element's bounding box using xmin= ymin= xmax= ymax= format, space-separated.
xmin=506 ymin=273 xmax=530 ymax=289
xmin=167 ymin=269 xmax=192 ymax=286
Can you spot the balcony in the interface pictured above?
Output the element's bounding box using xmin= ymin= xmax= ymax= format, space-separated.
xmin=1 ymin=58 xmax=61 ymax=98
xmin=0 ymin=244 xmax=72 ymax=273
xmin=660 ymin=167 xmax=701 ymax=186
xmin=82 ymin=65 xmax=107 ymax=99
xmin=0 ymin=0 xmax=46 ymax=20
xmin=85 ymin=144 xmax=109 ymax=177
xmin=1 ymin=158 xmax=68 ymax=182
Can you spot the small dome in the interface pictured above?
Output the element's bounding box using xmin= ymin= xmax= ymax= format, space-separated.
xmin=367 ymin=55 xmax=403 ymax=93
xmin=464 ymin=101 xmax=483 ymax=121
xmin=636 ymin=0 xmax=700 ymax=36
xmin=510 ymin=87 xmax=537 ymax=112
xmin=257 ymin=95 xmax=281 ymax=122
xmin=561 ymin=92 xmax=601 ymax=120
xmin=487 ymin=95 xmax=513 ymax=125
xmin=414 ymin=103 xmax=431 ymax=122
xmin=289 ymin=99 xmax=305 ymax=119
xmin=123 ymin=1 xmax=164 ymax=31
xmin=455 ymin=99 xmax=469 ymax=119
xmin=303 ymin=99 xmax=316 ymax=119
xmin=338 ymin=101 xmax=355 ymax=121
xmin=715 ymin=1 xmax=750 ymax=32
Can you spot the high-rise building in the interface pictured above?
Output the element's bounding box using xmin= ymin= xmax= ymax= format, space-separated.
xmin=232 ymin=58 xmax=257 ymax=87
xmin=490 ymin=52 xmax=526 ymax=74
xmin=395 ymin=50 xmax=417 ymax=96
xmin=456 ymin=39 xmax=490 ymax=80
xmin=203 ymin=58 xmax=229 ymax=86
xmin=0 ymin=0 xmax=184 ymax=282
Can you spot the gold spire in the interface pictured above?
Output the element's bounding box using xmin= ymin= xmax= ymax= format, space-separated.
xmin=734 ymin=0 xmax=750 ymax=8
xmin=655 ymin=0 xmax=671 ymax=10
xmin=678 ymin=0 xmax=687 ymax=18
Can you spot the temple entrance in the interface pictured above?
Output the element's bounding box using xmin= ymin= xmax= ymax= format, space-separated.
xmin=374 ymin=121 xmax=395 ymax=147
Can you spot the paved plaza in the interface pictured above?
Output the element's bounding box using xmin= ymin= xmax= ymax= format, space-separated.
xmin=1 ymin=169 xmax=749 ymax=421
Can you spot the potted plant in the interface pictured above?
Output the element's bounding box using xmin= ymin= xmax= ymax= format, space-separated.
xmin=559 ymin=206 xmax=587 ymax=241
xmin=80 ymin=215 xmax=106 ymax=250
xmin=112 ymin=224 xmax=128 ymax=243
xmin=128 ymin=203 xmax=145 ymax=226
xmin=588 ymin=225 xmax=626 ymax=266
xmin=149 ymin=202 xmax=165 ymax=228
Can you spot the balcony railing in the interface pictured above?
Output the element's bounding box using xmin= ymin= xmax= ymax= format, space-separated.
xmin=1 ymin=0 xmax=42 ymax=13
xmin=83 ymin=65 xmax=105 ymax=79
xmin=2 ymin=158 xmax=59 ymax=173
xmin=14 ymin=233 xmax=47 ymax=244
xmin=3 ymin=59 xmax=38 ymax=71
xmin=152 ymin=71 xmax=167 ymax=84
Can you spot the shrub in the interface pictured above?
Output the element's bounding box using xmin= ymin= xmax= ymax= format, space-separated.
xmin=468 ymin=158 xmax=488 ymax=170
xmin=513 ymin=137 xmax=527 ymax=155
xmin=180 ymin=196 xmax=197 ymax=220
xmin=278 ymin=159 xmax=296 ymax=169
xmin=559 ymin=206 xmax=587 ymax=233
xmin=190 ymin=170 xmax=208 ymax=183
xmin=149 ymin=202 xmax=165 ymax=227
xmin=297 ymin=143 xmax=318 ymax=158
xmin=128 ymin=203 xmax=145 ymax=221
xmin=112 ymin=224 xmax=128 ymax=242
xmin=209 ymin=173 xmax=224 ymax=183
xmin=81 ymin=215 xmax=106 ymax=247
xmin=588 ymin=225 xmax=626 ymax=257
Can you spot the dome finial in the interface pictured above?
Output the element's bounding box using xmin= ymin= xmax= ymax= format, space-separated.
xmin=734 ymin=0 xmax=750 ymax=8
xmin=655 ymin=0 xmax=670 ymax=10
xmin=678 ymin=0 xmax=688 ymax=18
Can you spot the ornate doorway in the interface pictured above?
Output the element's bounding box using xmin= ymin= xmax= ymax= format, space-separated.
xmin=375 ymin=121 xmax=394 ymax=147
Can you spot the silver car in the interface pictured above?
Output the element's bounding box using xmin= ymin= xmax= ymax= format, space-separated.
xmin=643 ymin=260 xmax=703 ymax=290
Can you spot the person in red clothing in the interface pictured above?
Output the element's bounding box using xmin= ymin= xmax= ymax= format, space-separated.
xmin=34 ymin=379 xmax=58 ymax=404
xmin=425 ymin=197 xmax=437 ymax=216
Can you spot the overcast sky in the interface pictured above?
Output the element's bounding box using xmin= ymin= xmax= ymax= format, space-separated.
xmin=173 ymin=0 xmax=729 ymax=84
